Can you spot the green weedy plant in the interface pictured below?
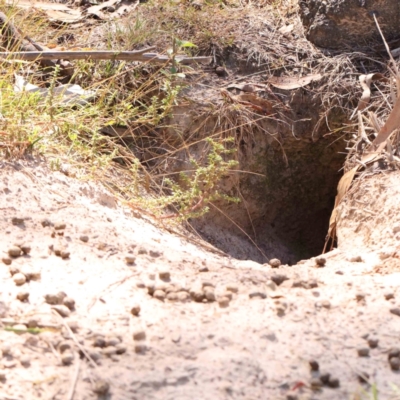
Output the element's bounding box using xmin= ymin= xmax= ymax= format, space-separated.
xmin=145 ymin=137 xmax=240 ymax=220
xmin=0 ymin=7 xmax=240 ymax=224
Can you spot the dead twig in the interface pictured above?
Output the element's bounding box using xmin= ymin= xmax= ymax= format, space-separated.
xmin=51 ymin=310 xmax=98 ymax=370
xmin=67 ymin=358 xmax=81 ymax=400
xmin=0 ymin=50 xmax=212 ymax=64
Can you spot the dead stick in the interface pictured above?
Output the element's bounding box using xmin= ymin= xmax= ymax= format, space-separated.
xmin=67 ymin=358 xmax=81 ymax=400
xmin=0 ymin=50 xmax=212 ymax=64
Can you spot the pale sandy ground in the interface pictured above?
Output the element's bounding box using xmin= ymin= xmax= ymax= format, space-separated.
xmin=1 ymin=159 xmax=400 ymax=400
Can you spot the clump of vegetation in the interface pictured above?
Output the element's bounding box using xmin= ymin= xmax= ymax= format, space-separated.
xmin=0 ymin=5 xmax=240 ymax=221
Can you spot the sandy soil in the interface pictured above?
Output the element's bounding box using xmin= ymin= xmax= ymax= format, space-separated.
xmin=1 ymin=159 xmax=400 ymax=400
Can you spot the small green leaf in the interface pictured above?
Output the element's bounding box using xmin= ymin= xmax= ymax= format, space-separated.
xmin=170 ymin=66 xmax=177 ymax=74
xmin=180 ymin=41 xmax=197 ymax=48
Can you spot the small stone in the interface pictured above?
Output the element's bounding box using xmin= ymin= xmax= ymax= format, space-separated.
xmin=54 ymin=222 xmax=66 ymax=230
xmin=191 ymin=290 xmax=205 ymax=303
xmin=310 ymin=377 xmax=322 ymax=390
xmin=130 ymin=305 xmax=141 ymax=316
xmin=19 ymin=355 xmax=30 ymax=367
xmin=308 ymin=279 xmax=318 ymax=289
xmin=319 ymin=372 xmax=330 ymax=385
xmin=335 ymin=270 xmax=344 ymax=275
xmin=270 ymin=274 xmax=288 ymax=286
xmin=226 ymin=284 xmax=239 ymax=293
xmin=16 ymin=291 xmax=29 ymax=302
xmin=8 ymin=246 xmax=22 ymax=258
xmin=41 ymin=218 xmax=52 ymax=227
xmin=286 ymin=393 xmax=298 ymax=400
xmin=132 ymin=329 xmax=146 ymax=341
xmin=153 ymin=290 xmax=166 ymax=301
xmin=137 ymin=247 xmax=148 ymax=255
xmin=177 ymin=291 xmax=190 ymax=302
xmin=136 ymin=281 xmax=145 ymax=289
xmin=63 ymin=297 xmax=75 ymax=311
xmin=45 ymin=293 xmax=65 ymax=305
xmin=158 ymin=269 xmax=171 ymax=281
xmin=149 ymin=250 xmax=162 ymax=258
xmin=58 ymin=341 xmax=72 ymax=353
xmin=309 ymin=360 xmax=319 ymax=371
xmin=367 ymin=337 xmax=379 ymax=349
xmin=146 ymin=282 xmax=155 ymax=296
xmin=61 ymin=352 xmax=74 ymax=365
xmin=60 ymin=250 xmax=70 ymax=259
xmin=218 ymin=297 xmax=230 ymax=308
xmin=276 ymin=303 xmax=287 ymax=316
xmin=166 ymin=292 xmax=178 ymax=301
xmin=215 ymin=66 xmax=227 ymax=76
xmin=388 ymin=348 xmax=400 ymax=360
xmin=93 ymin=336 xmax=106 ymax=348
xmin=315 ymin=257 xmax=326 ymax=267
xmin=79 ymin=235 xmax=89 ymax=242
xmin=51 ymin=305 xmax=71 ymax=318
xmin=2 ymin=257 xmax=12 ymax=265
xmin=204 ymin=288 xmax=216 ymax=302
xmin=115 ymin=344 xmax=127 ymax=355
xmin=269 ymin=258 xmax=281 ymax=268
xmin=134 ymin=344 xmax=147 ymax=354
xmin=321 ymin=300 xmax=331 ymax=309
xmin=11 ymin=217 xmax=25 ymax=225
xmin=0 ymin=370 xmax=5 ymax=380
xmin=249 ymin=291 xmax=267 ymax=299
xmin=384 ymin=292 xmax=395 ymax=300
xmin=88 ymin=350 xmax=102 ymax=362
xmin=2 ymin=344 xmax=12 ymax=355
xmin=125 ymin=255 xmax=135 ymax=264
xmin=13 ymin=273 xmax=26 ymax=286
xmin=102 ymin=347 xmax=117 ymax=357
xmin=3 ymin=360 xmax=17 ymax=368
xmin=27 ymin=319 xmax=38 ymax=328
xmin=390 ymin=307 xmax=400 ymax=317
xmin=357 ymin=347 xmax=370 ymax=357
xmin=19 ymin=244 xmax=31 ymax=255
xmin=389 ymin=357 xmax=400 ymax=371
xmin=328 ymin=377 xmax=340 ymax=388
xmin=198 ymin=266 xmax=209 ymax=272
xmin=93 ymin=380 xmax=110 ymax=395
xmin=201 ymin=281 xmax=215 ymax=289
xmin=356 ymin=293 xmax=366 ymax=301
xmin=350 ymin=255 xmax=363 ymax=262
xmin=21 ymin=267 xmax=41 ymax=281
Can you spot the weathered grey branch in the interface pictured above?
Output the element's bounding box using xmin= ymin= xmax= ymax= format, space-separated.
xmin=0 ymin=10 xmax=74 ymax=75
xmin=0 ymin=50 xmax=212 ymax=64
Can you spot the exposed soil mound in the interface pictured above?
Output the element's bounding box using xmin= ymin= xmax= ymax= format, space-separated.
xmin=1 ymin=1 xmax=400 ymax=398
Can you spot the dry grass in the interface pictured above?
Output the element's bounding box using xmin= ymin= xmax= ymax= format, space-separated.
xmin=0 ymin=0 xmax=393 ymax=227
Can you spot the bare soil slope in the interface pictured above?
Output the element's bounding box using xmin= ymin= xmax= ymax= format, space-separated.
xmin=1 ymin=160 xmax=400 ymax=400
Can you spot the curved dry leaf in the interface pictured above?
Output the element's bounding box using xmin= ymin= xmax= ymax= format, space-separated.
xmin=357 ymin=73 xmax=388 ymax=112
xmin=278 ymin=24 xmax=294 ymax=35
xmin=268 ymin=74 xmax=322 ymax=90
xmin=7 ymin=0 xmax=83 ymax=23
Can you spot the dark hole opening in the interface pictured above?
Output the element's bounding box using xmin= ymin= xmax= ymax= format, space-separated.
xmin=192 ymin=138 xmax=347 ymax=265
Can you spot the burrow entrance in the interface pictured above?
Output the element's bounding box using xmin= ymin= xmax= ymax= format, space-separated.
xmin=191 ymin=135 xmax=346 ymax=265
xmin=185 ymin=94 xmax=350 ymax=265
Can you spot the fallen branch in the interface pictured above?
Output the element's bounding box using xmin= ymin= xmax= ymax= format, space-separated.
xmin=0 ymin=11 xmax=73 ymax=75
xmin=0 ymin=50 xmax=212 ymax=64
